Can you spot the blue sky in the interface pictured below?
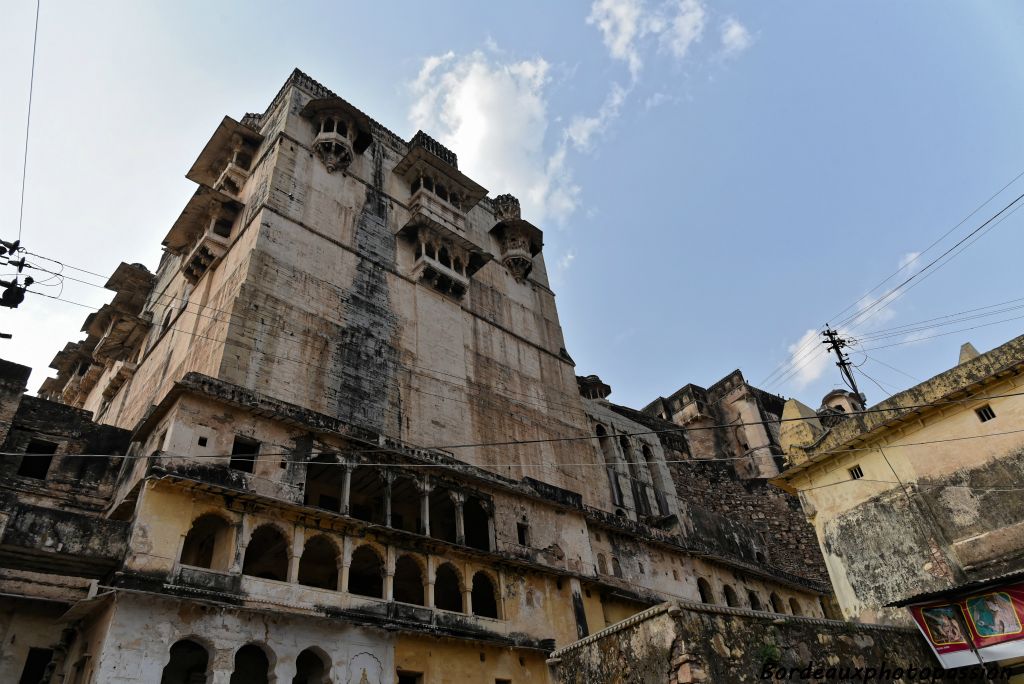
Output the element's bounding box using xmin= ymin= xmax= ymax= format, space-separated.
xmin=2 ymin=1 xmax=1024 ymax=410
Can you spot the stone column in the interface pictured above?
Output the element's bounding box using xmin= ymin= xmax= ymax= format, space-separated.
xmin=451 ymin=491 xmax=466 ymax=546
xmin=340 ymin=462 xmax=353 ymax=515
xmin=463 ymin=584 xmax=473 ymax=616
xmin=287 ymin=527 xmax=304 ymax=583
xmin=340 ymin=536 xmax=353 ymax=594
xmin=229 ymin=516 xmax=252 ymax=575
xmin=384 ymin=546 xmax=395 ymax=601
xmin=383 ymin=470 xmax=395 ymax=528
xmin=418 ymin=478 xmax=433 ymax=537
xmin=426 ymin=556 xmax=436 ymax=609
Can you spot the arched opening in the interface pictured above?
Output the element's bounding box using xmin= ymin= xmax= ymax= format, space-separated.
xmin=723 ymin=585 xmax=739 ymax=608
xmin=160 ymin=639 xmax=209 ymax=684
xmin=242 ymin=525 xmax=289 ymax=582
xmin=697 ymin=578 xmax=714 ymax=604
xmin=434 ymin=563 xmax=462 ymax=612
xmin=390 ymin=475 xmax=420 ymax=533
xmin=463 ymin=496 xmax=491 ymax=551
xmin=349 ymin=467 xmax=385 ymax=524
xmin=429 ymin=487 xmax=457 ymax=543
xmin=596 ymin=554 xmax=608 ymax=575
xmin=180 ymin=514 xmax=233 ymax=571
xmin=230 ymin=644 xmax=271 ymax=684
xmin=393 ymin=555 xmax=425 ymax=605
xmin=304 ymin=454 xmax=344 ymax=512
xmin=747 ymin=590 xmax=762 ymax=611
xmin=292 ymin=648 xmax=329 ymax=684
xmin=612 ymin=557 xmax=623 ymax=579
xmin=770 ymin=592 xmax=785 ymax=614
xmin=437 ymin=246 xmax=451 ymax=268
xmin=789 ymin=598 xmax=803 ymax=616
xmin=471 ymin=571 xmax=499 ymax=619
xmin=620 ymin=436 xmax=651 ymax=516
xmin=641 ymin=444 xmax=671 ymax=516
xmin=298 ymin=536 xmax=339 ymax=591
xmin=348 ymin=545 xmax=384 ymax=598
xmin=596 ymin=425 xmax=624 ymax=507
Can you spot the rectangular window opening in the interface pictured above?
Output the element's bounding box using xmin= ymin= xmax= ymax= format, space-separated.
xmin=848 ymin=464 xmax=864 ymax=480
xmin=230 ymin=436 xmax=260 ymax=473
xmin=516 ymin=522 xmax=530 ymax=546
xmin=397 ymin=672 xmax=423 ymax=684
xmin=19 ymin=647 xmax=54 ymax=684
xmin=17 ymin=439 xmax=58 ymax=479
xmin=976 ymin=404 xmax=996 ymax=423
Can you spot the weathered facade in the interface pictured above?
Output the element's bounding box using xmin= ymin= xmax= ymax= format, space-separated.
xmin=776 ymin=337 xmax=1024 ymax=674
xmin=1 ymin=70 xmax=929 ymax=682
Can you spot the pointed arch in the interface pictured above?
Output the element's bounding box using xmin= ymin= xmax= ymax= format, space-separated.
xmin=242 ymin=524 xmax=289 ymax=582
xmin=471 ymin=570 xmax=500 ymax=619
xmin=393 ymin=554 xmax=425 ymax=606
xmin=434 ymin=562 xmax=463 ymax=612
xmin=298 ymin=535 xmax=339 ymax=591
xmin=160 ymin=639 xmax=210 ymax=684
xmin=180 ymin=513 xmax=233 ymax=571
xmin=230 ymin=643 xmax=273 ymax=684
xmin=349 ymin=544 xmax=384 ymax=598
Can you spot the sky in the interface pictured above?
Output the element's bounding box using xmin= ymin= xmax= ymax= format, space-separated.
xmin=2 ymin=1 xmax=1024 ymax=411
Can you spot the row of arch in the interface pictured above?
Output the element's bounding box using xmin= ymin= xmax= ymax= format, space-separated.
xmin=161 ymin=640 xmax=328 ymax=684
xmin=181 ymin=515 xmax=501 ymax=619
xmin=696 ymin=577 xmax=804 ymax=616
xmin=594 ymin=424 xmax=671 ymax=519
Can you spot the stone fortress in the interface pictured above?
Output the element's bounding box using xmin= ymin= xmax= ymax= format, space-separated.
xmin=0 ymin=70 xmax=936 ymax=683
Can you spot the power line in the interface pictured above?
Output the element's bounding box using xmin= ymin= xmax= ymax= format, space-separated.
xmin=16 ymin=0 xmax=42 ymax=242
xmin=760 ymin=170 xmax=1024 ymax=389
xmin=11 ymin=394 xmax=1024 ymax=462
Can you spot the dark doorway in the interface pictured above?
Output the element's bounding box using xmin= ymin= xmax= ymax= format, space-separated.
xmin=19 ymin=647 xmax=54 ymax=684
xmin=160 ymin=640 xmax=208 ymax=684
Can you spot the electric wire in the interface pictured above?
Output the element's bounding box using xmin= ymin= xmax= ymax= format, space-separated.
xmin=16 ymin=0 xmax=41 ymax=242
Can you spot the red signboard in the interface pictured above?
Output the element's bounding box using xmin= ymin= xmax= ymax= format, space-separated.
xmin=909 ymin=582 xmax=1024 ymax=668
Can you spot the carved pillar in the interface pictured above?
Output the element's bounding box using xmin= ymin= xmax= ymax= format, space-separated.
xmin=463 ymin=584 xmax=473 ymax=616
xmin=418 ymin=478 xmax=433 ymax=537
xmin=287 ymin=527 xmax=304 ymax=583
xmin=383 ymin=470 xmax=395 ymax=528
xmin=340 ymin=536 xmax=353 ymax=594
xmin=451 ymin=491 xmax=466 ymax=546
xmin=340 ymin=463 xmax=353 ymax=516
xmin=426 ymin=556 xmax=436 ymax=609
xmin=230 ymin=517 xmax=252 ymax=575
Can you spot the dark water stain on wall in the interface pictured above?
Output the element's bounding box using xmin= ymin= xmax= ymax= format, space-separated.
xmin=331 ymin=142 xmax=402 ymax=434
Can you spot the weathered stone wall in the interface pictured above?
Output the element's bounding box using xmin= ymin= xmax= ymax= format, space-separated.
xmin=550 ymin=602 xmax=941 ymax=684
xmin=671 ymin=458 xmax=829 ymax=584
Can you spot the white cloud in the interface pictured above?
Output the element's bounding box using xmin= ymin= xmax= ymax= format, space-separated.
xmin=898 ymin=251 xmax=922 ymax=274
xmin=567 ymin=83 xmax=629 ymax=151
xmin=720 ymin=18 xmax=752 ymax=57
xmin=556 ymin=250 xmax=576 ymax=272
xmin=786 ymin=328 xmax=831 ymax=389
xmin=587 ymin=0 xmax=646 ymax=78
xmin=409 ymin=51 xmax=579 ymax=225
xmin=663 ymin=0 xmax=706 ymax=59
xmin=587 ymin=0 xmax=720 ymax=78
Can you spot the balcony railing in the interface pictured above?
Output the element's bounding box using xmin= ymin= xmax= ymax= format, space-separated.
xmin=181 ymin=230 xmax=230 ymax=285
xmin=407 ymin=188 xmax=467 ymax=236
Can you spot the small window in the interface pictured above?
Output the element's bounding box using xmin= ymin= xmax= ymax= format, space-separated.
xmin=496 ymin=679 xmax=512 ymax=684
xmin=516 ymin=522 xmax=530 ymax=546
xmin=230 ymin=436 xmax=260 ymax=473
xmin=18 ymin=647 xmax=54 ymax=684
xmin=17 ymin=439 xmax=58 ymax=479
xmin=976 ymin=404 xmax=996 ymax=423
xmin=848 ymin=464 xmax=864 ymax=480
xmin=197 ymin=436 xmax=208 ymax=447
xmin=397 ymin=673 xmax=423 ymax=684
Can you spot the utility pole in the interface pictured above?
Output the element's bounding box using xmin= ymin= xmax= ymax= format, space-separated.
xmin=822 ymin=326 xmax=862 ymax=398
xmin=0 ymin=239 xmax=31 ymax=339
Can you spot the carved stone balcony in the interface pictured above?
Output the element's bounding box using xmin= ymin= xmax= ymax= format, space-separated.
xmin=102 ymin=362 xmax=137 ymax=400
xmin=300 ymin=96 xmax=373 ymax=174
xmin=163 ymin=187 xmax=241 ymax=285
xmin=489 ymin=194 xmax=543 ymax=282
xmin=181 ymin=229 xmax=230 ymax=285
xmin=186 ymin=115 xmax=262 ymax=198
xmin=410 ymin=253 xmax=471 ymax=300
xmin=407 ymin=188 xmax=468 ymax=237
